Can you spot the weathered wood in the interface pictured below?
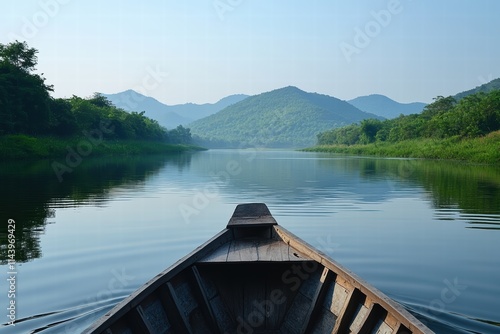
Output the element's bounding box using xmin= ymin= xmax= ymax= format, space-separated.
xmin=198 ymin=242 xmax=230 ymax=262
xmin=200 ymin=239 xmax=298 ymax=262
xmin=301 ymin=267 xmax=332 ymax=333
xmin=84 ymin=203 xmax=434 ymax=334
xmin=333 ymin=288 xmax=366 ymax=334
xmin=190 ymin=266 xmax=219 ymax=333
xmin=227 ymin=240 xmax=259 ymax=261
xmin=166 ymin=282 xmax=194 ymax=334
xmin=136 ymin=296 xmax=172 ymax=334
xmin=256 ymin=239 xmax=290 ymax=261
xmin=358 ymin=303 xmax=388 ymax=334
xmin=227 ymin=203 xmax=277 ymax=228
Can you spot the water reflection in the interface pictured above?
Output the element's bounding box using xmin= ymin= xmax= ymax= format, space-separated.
xmin=187 ymin=151 xmax=500 ymax=228
xmin=1 ymin=151 xmax=500 ymax=264
xmin=0 ymin=153 xmax=193 ymax=264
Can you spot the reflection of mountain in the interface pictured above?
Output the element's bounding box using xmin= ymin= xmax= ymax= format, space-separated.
xmin=0 ymin=154 xmax=194 ymax=264
xmin=187 ymin=151 xmax=500 ymax=228
xmin=187 ymin=151 xmax=408 ymax=205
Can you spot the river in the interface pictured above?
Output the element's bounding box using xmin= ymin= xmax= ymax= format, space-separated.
xmin=1 ymin=149 xmax=499 ymax=333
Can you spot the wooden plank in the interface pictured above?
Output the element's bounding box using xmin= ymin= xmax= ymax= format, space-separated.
xmin=243 ymin=269 xmax=267 ymax=331
xmin=348 ymin=304 xmax=369 ymax=333
xmin=280 ymin=263 xmax=323 ymax=334
xmin=137 ymin=297 xmax=172 ymax=334
xmin=198 ymin=242 xmax=230 ymax=262
xmin=280 ymin=292 xmax=311 ymax=334
xmin=309 ymin=308 xmax=336 ymax=334
xmin=301 ymin=267 xmax=331 ymax=333
xmin=227 ymin=203 xmax=277 ymax=228
xmin=358 ymin=304 xmax=388 ymax=334
xmin=325 ymin=277 xmax=351 ymax=317
xmin=136 ymin=305 xmax=156 ymax=334
xmin=191 ymin=266 xmax=219 ymax=333
xmin=166 ymin=282 xmax=194 ymax=334
xmin=332 ymin=288 xmax=366 ymax=334
xmin=227 ymin=240 xmax=259 ymax=261
xmin=209 ymin=295 xmax=234 ymax=333
xmin=256 ymin=239 xmax=290 ymax=261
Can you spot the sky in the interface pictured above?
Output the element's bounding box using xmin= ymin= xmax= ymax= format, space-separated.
xmin=1 ymin=0 xmax=499 ymax=105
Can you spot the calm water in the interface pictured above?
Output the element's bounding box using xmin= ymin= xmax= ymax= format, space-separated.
xmin=1 ymin=150 xmax=500 ymax=334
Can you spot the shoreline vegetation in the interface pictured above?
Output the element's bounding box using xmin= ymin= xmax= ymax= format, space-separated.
xmin=1 ymin=41 xmax=204 ymax=162
xmin=0 ymin=134 xmax=206 ymax=161
xmin=303 ymin=130 xmax=500 ymax=164
xmin=306 ymin=90 xmax=500 ymax=164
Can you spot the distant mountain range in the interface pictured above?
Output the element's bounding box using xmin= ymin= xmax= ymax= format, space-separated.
xmin=102 ymin=77 xmax=500 ymax=148
xmin=189 ymin=86 xmax=382 ymax=148
xmin=348 ymin=95 xmax=427 ymax=119
xmin=102 ymin=90 xmax=248 ymax=128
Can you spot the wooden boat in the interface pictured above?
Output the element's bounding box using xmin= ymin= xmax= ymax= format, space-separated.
xmin=84 ymin=203 xmax=433 ymax=334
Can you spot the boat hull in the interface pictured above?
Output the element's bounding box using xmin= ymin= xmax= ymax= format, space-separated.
xmin=84 ymin=203 xmax=433 ymax=334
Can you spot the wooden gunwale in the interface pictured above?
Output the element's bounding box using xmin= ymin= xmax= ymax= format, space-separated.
xmin=273 ymin=225 xmax=433 ymax=334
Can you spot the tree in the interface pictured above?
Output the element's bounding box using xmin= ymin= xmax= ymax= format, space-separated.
xmin=421 ymin=96 xmax=456 ymax=119
xmin=360 ymin=119 xmax=383 ymax=143
xmin=0 ymin=41 xmax=53 ymax=135
xmin=168 ymin=125 xmax=192 ymax=144
xmin=89 ymin=93 xmax=113 ymax=108
xmin=0 ymin=41 xmax=38 ymax=72
xmin=49 ymin=98 xmax=77 ymax=136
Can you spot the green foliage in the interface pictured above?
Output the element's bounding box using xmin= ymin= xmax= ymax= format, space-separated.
xmin=167 ymin=125 xmax=192 ymax=144
xmin=0 ymin=134 xmax=204 ymax=160
xmin=305 ymin=131 xmax=500 ymax=164
xmin=0 ymin=42 xmax=194 ymax=149
xmin=454 ymin=78 xmax=500 ymax=101
xmin=190 ymin=86 xmax=379 ymax=148
xmin=0 ymin=40 xmax=38 ymax=72
xmin=316 ymin=90 xmax=500 ymax=147
xmin=0 ymin=41 xmax=53 ymax=135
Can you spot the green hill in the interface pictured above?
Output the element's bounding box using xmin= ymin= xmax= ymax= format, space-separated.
xmin=454 ymin=78 xmax=500 ymax=100
xmin=189 ymin=86 xmax=381 ymax=148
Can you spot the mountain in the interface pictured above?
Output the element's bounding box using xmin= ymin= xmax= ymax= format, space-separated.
xmin=102 ymin=90 xmax=248 ymax=128
xmin=347 ymin=94 xmax=427 ymax=119
xmin=189 ymin=86 xmax=382 ymax=148
xmin=454 ymin=78 xmax=500 ymax=100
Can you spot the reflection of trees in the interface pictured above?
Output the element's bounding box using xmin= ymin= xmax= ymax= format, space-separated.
xmin=353 ymin=158 xmax=500 ymax=225
xmin=0 ymin=153 xmax=193 ymax=264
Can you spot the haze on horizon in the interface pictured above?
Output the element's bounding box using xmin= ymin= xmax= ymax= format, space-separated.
xmin=1 ymin=0 xmax=499 ymax=105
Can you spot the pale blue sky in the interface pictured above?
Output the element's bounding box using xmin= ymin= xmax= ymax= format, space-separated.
xmin=1 ymin=0 xmax=499 ymax=105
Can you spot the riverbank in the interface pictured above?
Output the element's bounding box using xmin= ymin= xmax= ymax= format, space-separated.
xmin=303 ymin=131 xmax=500 ymax=164
xmin=0 ymin=134 xmax=206 ymax=160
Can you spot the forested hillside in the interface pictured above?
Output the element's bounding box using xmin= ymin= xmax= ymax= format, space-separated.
xmin=190 ymin=86 xmax=381 ymax=148
xmin=454 ymin=78 xmax=500 ymax=100
xmin=0 ymin=41 xmax=191 ymax=145
xmin=317 ymin=90 xmax=500 ymax=145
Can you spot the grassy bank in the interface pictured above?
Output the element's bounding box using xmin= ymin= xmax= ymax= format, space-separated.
xmin=0 ymin=135 xmax=206 ymax=160
xmin=303 ymin=131 xmax=500 ymax=164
